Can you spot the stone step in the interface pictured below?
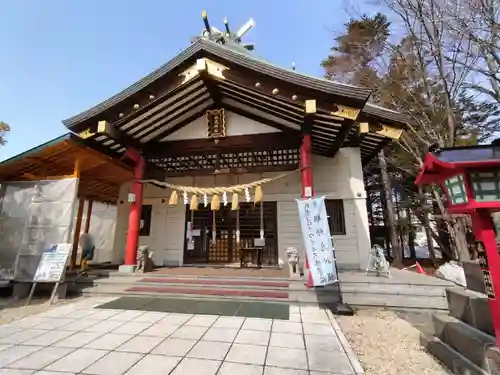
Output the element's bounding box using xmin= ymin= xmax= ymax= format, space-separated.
xmin=72 ymin=281 xmax=343 ymax=305
xmin=75 ymin=274 xmax=447 ymax=297
xmin=125 ymin=285 xmax=289 ymax=299
xmin=74 ymin=277 xmax=447 ymax=308
xmin=342 ymin=293 xmax=448 ymax=310
xmin=339 ymin=268 xmax=453 ymax=286
xmin=76 ymin=283 xmax=296 ymax=304
xmin=105 ymin=270 xmax=294 ymax=282
xmin=70 ymin=268 xmax=452 ymax=310
xmin=432 ymin=312 xmax=497 ymax=371
xmin=446 ymin=287 xmax=494 ymax=336
xmin=339 ymin=283 xmax=447 ymax=297
xmin=463 ymin=260 xmax=485 ymax=294
xmin=135 ymin=277 xmax=290 ymax=288
xmin=72 ymin=282 xmax=446 ymax=309
xmin=420 ymin=334 xmax=490 ymax=375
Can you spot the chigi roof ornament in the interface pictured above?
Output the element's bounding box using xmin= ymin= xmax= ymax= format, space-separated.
xmin=193 ymin=11 xmax=255 ymax=51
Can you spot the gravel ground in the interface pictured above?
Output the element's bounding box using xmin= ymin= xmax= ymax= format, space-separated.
xmin=337 ymin=308 xmax=451 ymax=375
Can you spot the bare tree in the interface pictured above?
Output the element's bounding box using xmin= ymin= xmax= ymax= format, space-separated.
xmin=443 ymin=0 xmax=500 ymax=105
xmin=375 ymin=0 xmax=487 ymax=260
xmin=0 ymin=122 xmax=10 ymax=146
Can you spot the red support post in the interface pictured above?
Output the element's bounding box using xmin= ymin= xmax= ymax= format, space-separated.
xmin=471 ymin=210 xmax=500 ymax=347
xmin=300 ymin=133 xmax=314 ymax=288
xmin=124 ymin=149 xmax=145 ymax=267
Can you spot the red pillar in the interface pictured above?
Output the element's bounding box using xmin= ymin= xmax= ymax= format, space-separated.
xmin=300 ymin=133 xmax=314 ymax=287
xmin=471 ymin=210 xmax=500 ymax=347
xmin=300 ymin=134 xmax=314 ymax=198
xmin=124 ymin=149 xmax=145 ymax=267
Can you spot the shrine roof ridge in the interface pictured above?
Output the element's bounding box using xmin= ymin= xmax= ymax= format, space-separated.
xmin=363 ymin=103 xmax=409 ymax=125
xmin=62 ymin=38 xmax=373 ymax=128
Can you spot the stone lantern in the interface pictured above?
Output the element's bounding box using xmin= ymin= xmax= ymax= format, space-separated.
xmin=416 ymin=143 xmax=500 ymax=348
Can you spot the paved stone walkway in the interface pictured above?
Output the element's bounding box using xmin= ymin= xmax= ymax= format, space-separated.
xmin=0 ymin=297 xmax=364 ymax=374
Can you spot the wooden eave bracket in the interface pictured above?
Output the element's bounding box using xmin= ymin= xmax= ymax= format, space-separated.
xmin=359 ymin=121 xmax=404 ymax=141
xmin=77 ymin=127 xmax=97 ymax=140
xmin=305 ymin=99 xmax=317 ymax=115
xmin=97 ymin=120 xmax=143 ymax=151
xmin=180 ymin=58 xmax=228 ymax=85
xmin=330 ymin=105 xmax=361 ymax=121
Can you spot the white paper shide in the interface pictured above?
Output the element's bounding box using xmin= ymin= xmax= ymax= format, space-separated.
xmin=297 ymin=196 xmax=337 ymax=286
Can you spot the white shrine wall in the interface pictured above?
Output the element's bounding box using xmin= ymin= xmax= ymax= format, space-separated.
xmin=111 ymin=111 xmax=370 ymax=270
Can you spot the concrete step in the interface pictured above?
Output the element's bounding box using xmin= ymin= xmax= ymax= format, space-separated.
xmin=343 ymin=293 xmax=448 ymax=310
xmin=76 ymin=277 xmax=292 ymax=291
xmin=75 ymin=283 xmax=295 ymax=304
xmin=69 ymin=268 xmax=452 ymax=310
xmin=99 ymin=270 xmax=294 ymax=282
xmin=74 ymin=274 xmax=447 ymax=296
xmin=71 ymin=280 xmax=343 ymax=305
xmin=446 ymin=287 xmax=494 ymax=336
xmin=420 ymin=334 xmax=489 ymax=375
xmin=432 ymin=312 xmax=497 ymax=371
xmin=70 ymin=281 xmax=446 ymax=310
xmin=463 ymin=260 xmax=485 ymax=294
xmin=339 ymin=268 xmax=453 ymax=286
xmin=339 ymin=282 xmax=447 ymax=297
xmin=125 ymin=285 xmax=289 ymax=299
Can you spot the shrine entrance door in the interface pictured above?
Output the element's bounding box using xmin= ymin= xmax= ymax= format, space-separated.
xmin=183 ymin=202 xmax=278 ymax=265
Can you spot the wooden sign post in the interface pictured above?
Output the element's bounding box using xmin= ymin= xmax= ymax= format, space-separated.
xmin=26 ymin=243 xmax=72 ymax=306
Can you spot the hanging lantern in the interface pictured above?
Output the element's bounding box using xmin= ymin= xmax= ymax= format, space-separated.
xmin=222 ymin=191 xmax=228 ymax=206
xmin=244 ymin=187 xmax=251 ymax=202
xmin=254 ymin=186 xmax=263 ymax=204
xmin=203 ymin=192 xmax=208 ymax=207
xmin=183 ymin=191 xmax=188 ymax=205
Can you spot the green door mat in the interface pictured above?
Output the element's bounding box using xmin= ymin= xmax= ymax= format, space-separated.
xmin=96 ymin=297 xmax=290 ymax=320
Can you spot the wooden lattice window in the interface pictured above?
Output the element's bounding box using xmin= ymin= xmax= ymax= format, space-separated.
xmin=325 ymin=199 xmax=346 ymax=235
xmin=470 ymin=172 xmax=500 ymax=202
xmin=444 ymin=175 xmax=468 ymax=205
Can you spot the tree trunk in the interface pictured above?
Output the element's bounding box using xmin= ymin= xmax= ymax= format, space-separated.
xmin=406 ymin=206 xmax=416 ymax=259
xmin=431 ymin=187 xmax=470 ymax=261
xmin=379 ymin=150 xmax=402 ymax=266
xmin=417 ymin=186 xmax=437 ymax=266
xmin=454 ymin=216 xmax=471 ymax=261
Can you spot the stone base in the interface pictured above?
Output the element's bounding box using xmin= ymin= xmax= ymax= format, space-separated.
xmin=420 ymin=334 xmax=489 ymax=375
xmin=13 ymin=282 xmax=68 ymax=302
xmin=447 ymin=287 xmax=494 ymax=336
xmin=463 ymin=260 xmax=485 ymax=294
xmin=487 ymin=347 xmax=500 ymax=375
xmin=432 ymin=312 xmax=496 ymax=371
xmin=118 ymin=264 xmax=136 ymax=273
xmin=12 ymin=282 xmax=31 ymax=300
xmin=53 ymin=283 xmax=67 ymax=302
xmin=331 ymin=302 xmax=355 ymax=316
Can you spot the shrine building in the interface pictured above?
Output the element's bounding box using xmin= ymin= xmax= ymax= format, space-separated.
xmin=0 ymin=14 xmax=407 ymax=272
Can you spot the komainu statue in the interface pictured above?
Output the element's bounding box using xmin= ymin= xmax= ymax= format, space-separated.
xmin=136 ymin=246 xmax=155 ymax=273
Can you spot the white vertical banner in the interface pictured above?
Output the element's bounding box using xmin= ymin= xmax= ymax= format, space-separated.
xmin=297 ymin=196 xmax=337 ymax=286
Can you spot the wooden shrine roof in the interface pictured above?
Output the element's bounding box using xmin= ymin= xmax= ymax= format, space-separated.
xmin=0 ymin=133 xmax=133 ymax=204
xmin=63 ymin=39 xmax=372 ymax=127
xmin=61 ymin=38 xmax=408 ymax=172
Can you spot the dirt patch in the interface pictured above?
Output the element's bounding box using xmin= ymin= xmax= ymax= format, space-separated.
xmin=0 ymin=296 xmax=83 ymax=325
xmin=337 ymin=308 xmax=450 ymax=375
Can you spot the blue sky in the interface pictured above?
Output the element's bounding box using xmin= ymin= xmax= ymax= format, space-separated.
xmin=0 ymin=0 xmax=378 ymax=161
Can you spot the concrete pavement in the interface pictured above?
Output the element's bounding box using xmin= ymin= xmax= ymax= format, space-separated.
xmin=0 ymin=297 xmax=364 ymax=375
